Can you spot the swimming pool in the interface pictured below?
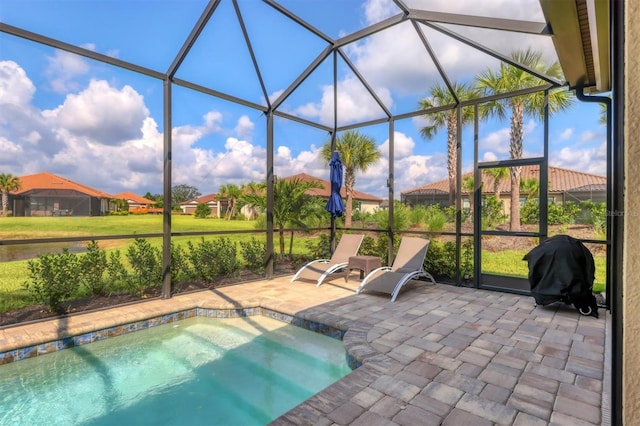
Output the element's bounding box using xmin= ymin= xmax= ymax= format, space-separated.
xmin=0 ymin=315 xmax=352 ymax=425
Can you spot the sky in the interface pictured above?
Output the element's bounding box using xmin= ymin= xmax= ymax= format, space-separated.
xmin=0 ymin=0 xmax=607 ymax=200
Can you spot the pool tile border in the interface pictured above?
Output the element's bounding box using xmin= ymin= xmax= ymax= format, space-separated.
xmin=0 ymin=306 xmax=356 ymax=367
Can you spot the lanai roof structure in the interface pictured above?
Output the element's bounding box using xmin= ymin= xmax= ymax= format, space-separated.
xmin=1 ymin=0 xmax=627 ymax=423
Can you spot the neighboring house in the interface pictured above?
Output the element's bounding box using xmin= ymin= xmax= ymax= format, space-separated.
xmin=401 ymin=166 xmax=607 ymax=213
xmin=284 ymin=173 xmax=383 ymax=214
xmin=179 ymin=193 xmax=227 ymax=217
xmin=111 ymin=191 xmax=158 ymax=213
xmin=8 ymin=172 xmax=113 ymax=217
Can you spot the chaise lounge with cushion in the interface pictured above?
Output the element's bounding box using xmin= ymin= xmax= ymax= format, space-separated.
xmin=291 ymin=233 xmax=364 ymax=287
xmin=356 ymin=236 xmax=435 ymax=302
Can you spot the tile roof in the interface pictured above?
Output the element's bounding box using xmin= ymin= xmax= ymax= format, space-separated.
xmin=284 ymin=173 xmax=382 ymax=202
xmin=111 ymin=191 xmax=156 ymax=205
xmin=12 ymin=172 xmax=112 ymax=198
xmin=180 ymin=193 xmax=219 ymax=205
xmin=401 ymin=166 xmax=607 ymax=196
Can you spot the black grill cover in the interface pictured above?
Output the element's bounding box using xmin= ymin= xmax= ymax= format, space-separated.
xmin=523 ymin=235 xmax=598 ymax=317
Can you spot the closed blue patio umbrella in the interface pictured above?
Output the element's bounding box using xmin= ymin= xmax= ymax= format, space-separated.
xmin=326 ymin=151 xmax=344 ymax=218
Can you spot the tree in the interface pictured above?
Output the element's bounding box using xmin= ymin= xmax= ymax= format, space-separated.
xmin=485 ymin=167 xmax=509 ymax=200
xmin=241 ymin=177 xmax=322 ymax=260
xmin=239 ymin=181 xmax=264 ymax=220
xmin=320 ymin=130 xmax=380 ymax=228
xmin=143 ymin=192 xmax=163 ymax=208
xmin=0 ymin=173 xmax=21 ymax=216
xmin=419 ymin=82 xmax=480 ymax=205
xmin=219 ymin=183 xmax=242 ymax=220
xmin=171 ymin=184 xmax=200 ymax=209
xmin=520 ymin=178 xmax=540 ymax=200
xmin=461 ymin=175 xmax=475 ymax=218
xmin=476 ymin=48 xmax=573 ymax=231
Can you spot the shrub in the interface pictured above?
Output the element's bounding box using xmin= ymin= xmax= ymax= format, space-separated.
xmin=78 ymin=241 xmax=108 ymax=295
xmin=427 ymin=209 xmax=448 ymax=232
xmin=187 ymin=238 xmax=218 ymax=281
xmin=374 ymin=201 xmax=411 ymax=230
xmin=358 ymin=235 xmax=379 ymax=257
xmin=482 ymin=195 xmax=507 ymax=229
xmin=23 ymin=249 xmax=81 ymax=312
xmin=521 ymin=200 xmax=581 ymax=225
xmin=240 ymin=237 xmax=266 ymax=275
xmin=126 ymin=238 xmax=162 ymax=296
xmin=409 ymin=205 xmax=429 ymax=228
xmin=424 ymin=240 xmax=457 ymax=279
xmin=194 ymin=203 xmax=211 ymax=218
xmin=209 ymin=237 xmax=241 ymax=277
xmin=254 ymin=214 xmax=267 ymax=229
xmin=106 ymin=250 xmax=129 ymax=289
xmin=170 ymin=242 xmax=191 ymax=283
xmin=305 ymin=233 xmax=331 ymax=260
xmin=461 ymin=238 xmax=474 ymax=280
xmin=187 ymin=237 xmax=241 ymax=281
xmin=581 ymin=201 xmax=606 ymax=238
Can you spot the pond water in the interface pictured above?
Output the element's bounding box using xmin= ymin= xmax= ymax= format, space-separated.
xmin=0 ymin=241 xmax=86 ymax=262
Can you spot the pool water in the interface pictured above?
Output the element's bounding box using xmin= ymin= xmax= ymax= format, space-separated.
xmin=0 ymin=316 xmax=352 ymax=425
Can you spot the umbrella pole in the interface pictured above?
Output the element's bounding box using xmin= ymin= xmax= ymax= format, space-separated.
xmin=330 ymin=217 xmax=336 ymax=255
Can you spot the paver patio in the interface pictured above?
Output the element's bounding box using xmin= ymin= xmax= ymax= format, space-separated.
xmin=0 ymin=275 xmax=609 ymax=425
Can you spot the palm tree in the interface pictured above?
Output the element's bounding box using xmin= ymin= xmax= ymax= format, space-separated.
xmin=485 ymin=167 xmax=509 ymax=200
xmin=476 ymin=48 xmax=573 ymax=231
xmin=461 ymin=175 xmax=475 ymax=219
xmin=599 ymin=101 xmax=609 ymax=125
xmin=320 ymin=130 xmax=380 ymax=228
xmin=419 ymin=82 xmax=480 ymax=206
xmin=238 ymin=181 xmax=264 ymax=220
xmin=0 ymin=173 xmax=21 ymax=216
xmin=241 ymin=177 xmax=321 ymax=260
xmin=219 ymin=183 xmax=242 ymax=220
xmin=520 ymin=178 xmax=540 ymax=200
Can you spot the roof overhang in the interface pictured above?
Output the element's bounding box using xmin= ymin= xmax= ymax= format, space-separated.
xmin=540 ymin=0 xmax=610 ymax=93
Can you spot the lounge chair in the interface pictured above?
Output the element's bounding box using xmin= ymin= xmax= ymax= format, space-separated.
xmin=356 ymin=237 xmax=435 ymax=302
xmin=291 ymin=234 xmax=364 ymax=286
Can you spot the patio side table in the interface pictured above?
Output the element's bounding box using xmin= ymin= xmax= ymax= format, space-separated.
xmin=346 ymin=255 xmax=381 ymax=282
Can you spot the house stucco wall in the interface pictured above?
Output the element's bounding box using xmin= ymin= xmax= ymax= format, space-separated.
xmin=360 ymin=200 xmax=381 ymax=214
xmin=624 ymin=1 xmax=640 ymax=422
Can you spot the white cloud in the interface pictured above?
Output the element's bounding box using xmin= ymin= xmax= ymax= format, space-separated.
xmin=580 ymin=129 xmax=599 ymax=142
xmin=45 ymin=48 xmax=91 ymax=93
xmin=294 ymin=75 xmax=392 ymax=125
xmin=204 ymin=111 xmax=223 ymax=131
xmin=552 ymin=143 xmax=607 ymax=176
xmin=559 ymin=128 xmax=573 ymax=140
xmin=379 ymin=131 xmax=415 ymax=159
xmin=363 ymin=0 xmax=399 ymax=23
xmin=50 ymin=79 xmax=149 ymax=145
xmin=0 ymin=61 xmax=35 ymax=106
xmin=0 ymin=136 xmax=24 ymax=167
xmin=234 ymin=115 xmax=254 ymax=139
xmin=482 ymin=151 xmax=499 ymax=162
xmin=480 ymin=127 xmax=510 ymax=154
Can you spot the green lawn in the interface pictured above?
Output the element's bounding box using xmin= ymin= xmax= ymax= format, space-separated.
xmin=0 ymin=214 xmax=257 ymax=238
